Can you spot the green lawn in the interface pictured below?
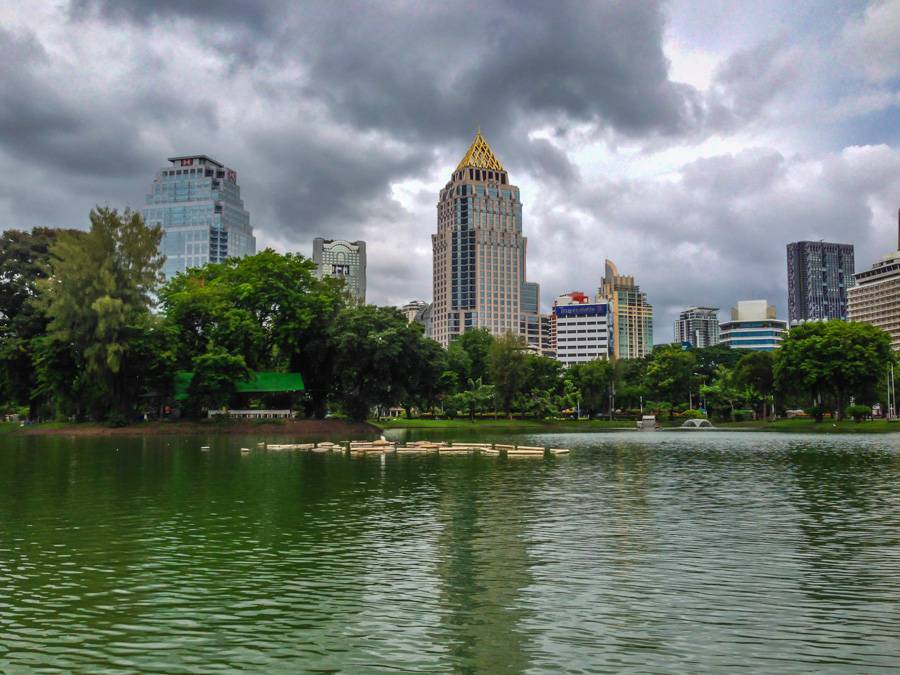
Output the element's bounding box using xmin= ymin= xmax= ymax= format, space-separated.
xmin=375 ymin=416 xmax=900 ymax=434
xmin=718 ymin=418 xmax=900 ymax=433
xmin=373 ymin=418 xmax=640 ymax=431
xmin=0 ymin=422 xmax=20 ymax=435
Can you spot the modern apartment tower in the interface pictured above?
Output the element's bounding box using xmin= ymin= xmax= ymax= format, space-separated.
xmin=719 ymin=300 xmax=787 ymax=351
xmin=144 ymin=155 xmax=255 ymax=279
xmin=432 ymin=130 xmax=528 ymax=347
xmin=786 ymin=241 xmax=855 ymax=324
xmin=598 ymin=259 xmax=653 ymax=359
xmin=674 ymin=307 xmax=720 ymax=347
xmin=312 ymin=238 xmax=367 ymax=304
xmin=847 ymin=211 xmax=900 ymax=350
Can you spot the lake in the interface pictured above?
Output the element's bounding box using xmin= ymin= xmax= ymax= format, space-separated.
xmin=1 ymin=431 xmax=899 ymax=672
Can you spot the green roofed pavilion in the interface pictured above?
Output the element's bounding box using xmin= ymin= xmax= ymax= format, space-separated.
xmin=174 ymin=372 xmax=305 ymax=401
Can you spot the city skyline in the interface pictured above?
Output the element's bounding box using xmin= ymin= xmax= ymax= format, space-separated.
xmin=0 ymin=2 xmax=898 ymax=337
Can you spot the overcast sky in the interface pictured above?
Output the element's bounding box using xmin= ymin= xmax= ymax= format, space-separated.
xmin=1 ymin=1 xmax=898 ymax=340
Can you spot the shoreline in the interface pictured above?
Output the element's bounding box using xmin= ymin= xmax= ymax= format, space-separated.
xmin=1 ymin=419 xmax=380 ymax=438
xmin=375 ymin=418 xmax=900 ymax=435
xmin=4 ymin=418 xmax=900 ymax=437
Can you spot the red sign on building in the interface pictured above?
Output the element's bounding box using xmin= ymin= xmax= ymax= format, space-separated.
xmin=227 ymin=169 xmax=237 ymax=183
xmin=180 ymin=158 xmax=194 ymax=167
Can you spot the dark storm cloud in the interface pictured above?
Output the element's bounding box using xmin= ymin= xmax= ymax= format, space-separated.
xmin=2 ymin=0 xmax=895 ymax=330
xmin=58 ymin=0 xmax=730 ymax=246
xmin=245 ymin=125 xmax=429 ymax=241
xmin=0 ymin=26 xmax=198 ymax=179
xmin=71 ymin=1 xmax=715 ymax=148
xmin=70 ymin=0 xmax=271 ymax=28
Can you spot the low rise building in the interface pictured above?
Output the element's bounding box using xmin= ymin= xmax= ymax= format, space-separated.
xmin=552 ymin=292 xmax=611 ymax=365
xmin=719 ymin=300 xmax=786 ymax=351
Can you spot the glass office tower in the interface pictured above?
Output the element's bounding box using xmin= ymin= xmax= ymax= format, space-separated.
xmin=144 ymin=155 xmax=255 ymax=279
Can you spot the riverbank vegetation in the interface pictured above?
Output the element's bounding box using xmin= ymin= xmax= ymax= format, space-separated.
xmin=1 ymin=212 xmax=896 ymax=428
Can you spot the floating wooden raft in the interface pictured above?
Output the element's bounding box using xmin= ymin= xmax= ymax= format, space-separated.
xmin=548 ymin=448 xmax=570 ymax=455
xmin=509 ymin=445 xmax=545 ymax=455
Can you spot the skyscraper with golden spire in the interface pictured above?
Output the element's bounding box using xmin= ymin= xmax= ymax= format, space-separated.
xmin=432 ymin=131 xmax=530 ymax=347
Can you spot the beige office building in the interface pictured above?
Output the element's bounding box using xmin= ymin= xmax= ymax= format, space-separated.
xmin=432 ymin=131 xmax=530 ymax=347
xmin=848 ymin=250 xmax=900 ymax=350
xmin=598 ymin=259 xmax=653 ymax=359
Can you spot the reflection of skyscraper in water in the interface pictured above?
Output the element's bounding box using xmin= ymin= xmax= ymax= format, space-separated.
xmin=432 ymin=462 xmax=536 ymax=671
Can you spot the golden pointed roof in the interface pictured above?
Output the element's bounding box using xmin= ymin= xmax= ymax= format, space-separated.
xmin=455 ymin=129 xmax=505 ymax=172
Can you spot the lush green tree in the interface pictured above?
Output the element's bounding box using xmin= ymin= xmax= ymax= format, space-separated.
xmin=36 ymin=208 xmax=163 ymax=419
xmin=330 ymin=305 xmax=428 ymax=421
xmin=568 ymin=359 xmax=613 ymax=417
xmin=701 ymin=365 xmax=745 ymax=421
xmin=455 ymin=329 xmax=494 ymax=384
xmin=846 ymin=404 xmax=870 ymax=422
xmin=643 ymin=344 xmax=696 ymax=410
xmin=516 ymin=388 xmax=558 ymax=418
xmin=186 ymin=347 xmax=251 ymax=414
xmin=614 ymin=357 xmax=648 ymax=410
xmin=693 ymin=343 xmax=742 ymax=380
xmin=161 ymin=250 xmax=346 ymax=417
xmin=445 ymin=340 xmax=473 ymax=389
xmin=734 ymin=351 xmax=775 ymax=420
xmin=488 ymin=333 xmax=529 ymax=417
xmin=0 ymin=228 xmax=82 ymax=413
xmin=775 ymin=321 xmax=893 ymax=420
xmin=526 ymin=354 xmax=564 ymax=395
xmin=399 ymin=331 xmax=448 ymax=416
xmin=446 ymin=377 xmax=496 ymax=421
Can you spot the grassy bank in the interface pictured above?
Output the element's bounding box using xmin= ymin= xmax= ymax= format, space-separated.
xmin=374 ymin=418 xmax=640 ymax=432
xmin=718 ymin=418 xmax=900 ymax=433
xmin=1 ymin=419 xmax=379 ymax=438
xmin=375 ymin=417 xmax=900 ymax=434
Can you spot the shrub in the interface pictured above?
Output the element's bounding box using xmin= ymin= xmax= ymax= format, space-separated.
xmin=680 ymin=408 xmax=706 ymax=419
xmin=805 ymin=405 xmax=826 ymax=423
xmin=105 ymin=410 xmax=130 ymax=428
xmin=846 ymin=404 xmax=870 ymax=422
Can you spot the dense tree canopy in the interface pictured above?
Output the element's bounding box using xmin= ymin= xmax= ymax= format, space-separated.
xmin=3 ymin=213 xmax=896 ymax=425
xmin=0 ymin=227 xmax=81 ymax=411
xmin=35 ymin=209 xmax=163 ymax=418
xmin=775 ymin=321 xmax=892 ymax=420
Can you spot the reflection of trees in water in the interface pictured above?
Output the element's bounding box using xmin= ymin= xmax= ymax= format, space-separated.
xmin=432 ymin=458 xmax=536 ymax=673
xmin=786 ymin=445 xmax=900 ymax=605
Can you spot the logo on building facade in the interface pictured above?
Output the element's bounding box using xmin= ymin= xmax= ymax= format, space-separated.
xmin=555 ymin=304 xmax=608 ymax=318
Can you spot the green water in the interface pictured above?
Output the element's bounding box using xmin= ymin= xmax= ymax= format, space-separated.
xmin=1 ymin=432 xmax=899 ymax=673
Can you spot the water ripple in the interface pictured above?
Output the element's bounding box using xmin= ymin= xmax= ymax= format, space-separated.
xmin=0 ymin=432 xmax=899 ymax=672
